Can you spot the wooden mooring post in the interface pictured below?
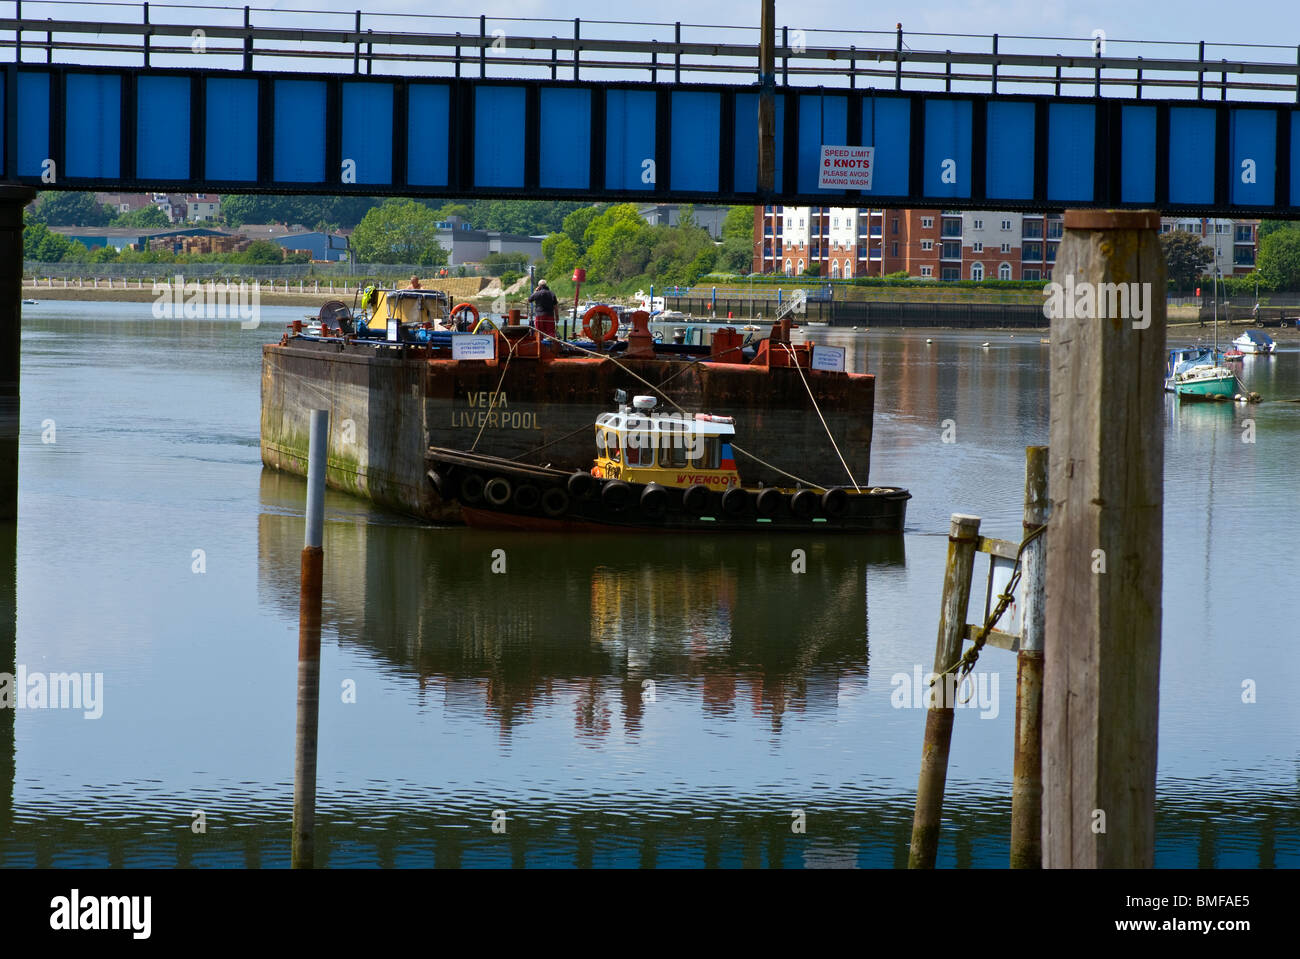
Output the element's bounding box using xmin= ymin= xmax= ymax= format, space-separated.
xmin=909 ymin=513 xmax=981 ymax=869
xmin=1043 ymin=210 xmax=1164 ymax=868
xmin=910 ymin=447 xmax=1051 ymax=868
xmin=292 ymin=408 xmax=329 ymax=869
xmin=1010 ymin=445 xmax=1048 ymax=867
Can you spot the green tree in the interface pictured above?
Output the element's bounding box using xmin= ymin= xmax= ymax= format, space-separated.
xmin=1257 ymin=229 xmax=1300 ymax=291
xmin=242 ymin=240 xmax=285 ymax=264
xmin=561 ymin=205 xmax=602 ymax=249
xmin=432 ymin=203 xmax=471 ymax=222
xmin=721 ymin=205 xmax=755 ymax=241
xmin=23 ymin=219 xmax=72 ymax=261
xmin=112 ymin=205 xmax=169 ymax=228
xmin=541 ymin=234 xmax=579 ymax=278
xmin=1257 ymin=220 xmax=1296 ymax=242
xmin=89 ymin=245 xmax=121 ymax=263
xmin=582 ymin=204 xmax=652 ymax=282
xmin=717 ymin=236 xmax=754 ymax=274
xmin=60 ymin=240 xmax=92 ymax=263
xmin=31 ymin=192 xmax=113 ymax=226
xmin=220 ymin=194 xmax=382 ymax=229
xmin=349 ymin=198 xmax=448 ymax=265
xmin=802 ymin=263 xmax=821 ymax=277
xmin=1160 ymin=232 xmax=1214 ymax=290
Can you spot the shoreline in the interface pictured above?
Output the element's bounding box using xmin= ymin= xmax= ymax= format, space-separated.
xmin=22 ymin=289 xmax=1296 ymax=336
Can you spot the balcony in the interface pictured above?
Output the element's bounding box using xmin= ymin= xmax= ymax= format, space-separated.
xmin=940 ymin=223 xmax=962 ymax=238
xmin=1022 ymin=223 xmax=1043 ymax=239
xmin=1234 ymin=249 xmax=1256 ymax=266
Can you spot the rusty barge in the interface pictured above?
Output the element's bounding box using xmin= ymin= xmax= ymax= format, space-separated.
xmin=260 ymin=298 xmax=879 ymax=524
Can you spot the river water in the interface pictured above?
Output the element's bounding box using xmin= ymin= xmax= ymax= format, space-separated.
xmin=3 ymin=302 xmax=1296 ymax=868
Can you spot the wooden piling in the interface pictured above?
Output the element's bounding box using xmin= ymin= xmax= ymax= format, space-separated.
xmin=1010 ymin=445 xmax=1048 ymax=868
xmin=909 ymin=513 xmax=981 ymax=869
xmin=1043 ymin=210 xmax=1165 ymax=868
xmin=757 ymin=0 xmax=776 ymax=195
xmin=292 ymin=409 xmax=329 ymax=869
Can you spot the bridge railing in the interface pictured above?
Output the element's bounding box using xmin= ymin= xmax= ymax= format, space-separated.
xmin=2 ymin=2 xmax=1299 ymax=101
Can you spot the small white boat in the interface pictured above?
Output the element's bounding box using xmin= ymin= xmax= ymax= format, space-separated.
xmin=1232 ymin=330 xmax=1275 ymax=355
xmin=21 ymin=298 xmax=37 ymax=305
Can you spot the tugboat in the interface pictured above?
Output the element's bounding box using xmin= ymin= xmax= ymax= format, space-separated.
xmin=426 ymin=392 xmax=909 ymax=533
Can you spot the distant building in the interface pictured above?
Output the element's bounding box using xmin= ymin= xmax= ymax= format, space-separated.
xmin=754 ymin=206 xmax=1259 ymax=280
xmin=1161 ymin=217 xmax=1257 ymax=277
xmin=94 ymin=192 xmax=155 ymax=215
xmin=183 ymin=194 xmax=221 ymax=223
xmin=638 ymin=204 xmax=730 ymax=239
xmin=430 ymin=215 xmax=542 ymax=267
xmin=50 ymin=226 xmax=234 ymax=252
xmin=273 ymin=231 xmax=349 ymax=262
xmin=234 ymin=223 xmax=349 ymax=261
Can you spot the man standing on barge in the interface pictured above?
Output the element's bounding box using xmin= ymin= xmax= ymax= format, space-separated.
xmin=529 ymin=279 xmax=558 ymax=338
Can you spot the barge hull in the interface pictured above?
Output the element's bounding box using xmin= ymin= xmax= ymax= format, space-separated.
xmin=262 ymin=339 xmax=875 ymax=523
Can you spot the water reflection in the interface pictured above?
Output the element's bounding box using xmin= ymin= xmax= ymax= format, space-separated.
xmin=256 ymin=470 xmax=905 ymax=741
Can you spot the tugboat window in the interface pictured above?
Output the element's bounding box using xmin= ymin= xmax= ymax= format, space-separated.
xmin=701 ymin=437 xmax=721 ymax=469
xmin=607 ymin=432 xmax=621 ymax=461
xmin=660 ymin=431 xmax=689 ymax=467
xmin=625 ymin=435 xmax=652 ymax=466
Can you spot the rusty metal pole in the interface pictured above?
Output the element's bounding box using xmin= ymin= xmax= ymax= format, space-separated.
xmin=757 ymin=0 xmax=776 ymax=197
xmin=909 ymin=513 xmax=981 ymax=868
xmin=1010 ymin=445 xmax=1048 ymax=868
xmin=1043 ymin=210 xmax=1164 ymax=868
xmin=292 ymin=409 xmax=329 ymax=869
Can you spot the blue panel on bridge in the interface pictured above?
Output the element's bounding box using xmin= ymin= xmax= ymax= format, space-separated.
xmin=16 ymin=73 xmax=49 ymax=178
xmin=671 ymin=91 xmax=721 ymax=192
xmin=137 ymin=77 xmax=190 ymax=181
xmin=862 ymin=97 xmax=909 ymax=196
xmin=1047 ymin=102 xmax=1093 ymax=203
xmin=1169 ymin=107 xmax=1216 ymax=205
xmin=732 ymin=93 xmax=784 ymax=194
xmin=605 ymin=89 xmax=655 ymax=192
xmin=985 ymin=101 xmax=1035 ymax=201
xmin=540 ymin=88 xmax=590 ymax=189
xmin=1294 ymin=113 xmax=1300 ymax=208
xmin=407 ymin=83 xmax=449 ymax=187
xmin=474 ymin=87 xmax=525 ymax=187
xmin=205 ymin=77 xmax=258 ymax=181
xmin=1229 ymin=108 xmax=1275 ymax=207
xmin=66 ymin=74 xmax=121 ymax=179
xmin=924 ymin=100 xmax=972 ymax=199
xmin=1121 ymin=105 xmax=1157 ymax=204
xmin=798 ymin=93 xmax=847 ymax=195
xmin=342 ymin=82 xmax=393 ymax=185
xmin=274 ymin=79 xmax=326 ymax=183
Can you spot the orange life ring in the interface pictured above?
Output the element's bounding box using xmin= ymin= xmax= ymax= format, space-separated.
xmin=450 ymin=302 xmax=479 ymax=331
xmin=582 ymin=305 xmax=620 ymax=343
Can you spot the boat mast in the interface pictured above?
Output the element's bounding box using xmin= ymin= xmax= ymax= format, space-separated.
xmin=1212 ymin=222 xmax=1220 ymax=353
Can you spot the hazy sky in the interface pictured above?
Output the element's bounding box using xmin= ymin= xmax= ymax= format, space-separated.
xmin=172 ymin=0 xmax=1295 ymax=49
